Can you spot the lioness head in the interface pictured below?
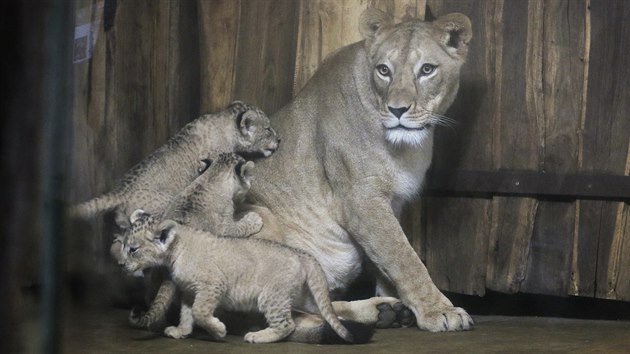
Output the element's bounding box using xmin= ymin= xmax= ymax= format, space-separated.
xmin=359 ymin=9 xmax=472 ymax=146
xmin=120 ymin=210 xmax=176 ymax=274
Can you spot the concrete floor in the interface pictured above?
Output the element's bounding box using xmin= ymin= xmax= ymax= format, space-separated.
xmin=22 ymin=305 xmax=630 ymax=353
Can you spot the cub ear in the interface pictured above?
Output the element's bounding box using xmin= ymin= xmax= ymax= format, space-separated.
xmin=236 ymin=160 xmax=255 ymax=184
xmin=359 ymin=8 xmax=393 ymax=43
xmin=198 ymin=158 xmax=213 ymax=174
xmin=237 ymin=110 xmax=257 ymax=137
xmin=130 ymin=209 xmax=147 ymax=224
xmin=156 ymin=220 xmax=178 ymax=247
xmin=433 ymin=13 xmax=472 ymax=59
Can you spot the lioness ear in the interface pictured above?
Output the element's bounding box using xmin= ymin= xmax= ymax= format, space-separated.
xmin=130 ymin=209 xmax=147 ymax=224
xmin=237 ymin=110 xmax=257 ymax=137
xmin=433 ymin=13 xmax=472 ymax=59
xmin=156 ymin=220 xmax=178 ymax=248
xmin=359 ymin=8 xmax=393 ymax=43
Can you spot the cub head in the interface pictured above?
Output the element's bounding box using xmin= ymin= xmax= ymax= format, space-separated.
xmin=196 ymin=152 xmax=255 ymax=203
xmin=119 ymin=210 xmax=177 ymax=274
xmin=228 ymin=100 xmax=280 ymax=158
xmin=359 ymin=8 xmax=472 ymax=146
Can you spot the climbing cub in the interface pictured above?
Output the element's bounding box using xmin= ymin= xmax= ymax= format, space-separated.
xmin=111 ymin=152 xmax=262 ymax=262
xmin=69 ymin=101 xmax=279 ymax=229
xmin=164 ymin=152 xmax=262 ymax=236
xmin=121 ymin=212 xmax=353 ymax=344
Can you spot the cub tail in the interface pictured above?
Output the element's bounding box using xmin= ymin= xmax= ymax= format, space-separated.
xmin=301 ymin=254 xmax=373 ymax=344
xmin=69 ymin=193 xmax=120 ymax=219
xmin=286 ymin=312 xmax=374 ymax=344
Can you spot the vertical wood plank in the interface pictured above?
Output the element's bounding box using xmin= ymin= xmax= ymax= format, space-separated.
xmin=198 ymin=0 xmax=240 ymax=113
xmin=580 ymin=0 xmax=630 ymax=300
xmin=293 ymin=0 xmax=423 ymax=94
xmin=233 ymin=0 xmax=299 ymax=114
xmin=422 ymin=0 xmax=499 ymax=296
xmin=70 ymin=0 xmax=200 ymax=270
xmin=521 ymin=0 xmax=586 ymax=297
xmin=485 ymin=0 xmax=541 ymax=294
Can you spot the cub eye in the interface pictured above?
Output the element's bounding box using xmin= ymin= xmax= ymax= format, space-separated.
xmin=419 ymin=64 xmax=437 ymax=76
xmin=129 ymin=246 xmax=139 ymax=254
xmin=376 ymin=64 xmax=391 ymax=77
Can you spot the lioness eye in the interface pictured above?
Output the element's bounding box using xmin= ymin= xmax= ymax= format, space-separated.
xmin=419 ymin=64 xmax=437 ymax=76
xmin=376 ymin=64 xmax=391 ymax=77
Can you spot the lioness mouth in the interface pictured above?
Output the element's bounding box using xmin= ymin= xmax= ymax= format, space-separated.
xmin=390 ymin=124 xmax=432 ymax=131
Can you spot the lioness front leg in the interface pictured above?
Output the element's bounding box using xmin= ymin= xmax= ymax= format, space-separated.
xmin=344 ymin=194 xmax=473 ymax=332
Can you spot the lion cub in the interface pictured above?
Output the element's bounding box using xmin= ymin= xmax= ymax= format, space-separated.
xmin=121 ymin=213 xmax=353 ymax=344
xmin=70 ymin=101 xmax=279 ymax=228
xmin=116 ymin=153 xmax=263 ymax=325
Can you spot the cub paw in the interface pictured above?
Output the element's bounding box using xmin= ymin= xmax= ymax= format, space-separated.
xmin=244 ymin=212 xmax=263 ymax=235
xmin=208 ymin=318 xmax=227 ymax=339
xmin=128 ymin=307 xmax=147 ymax=328
xmin=375 ymin=302 xmax=415 ymax=329
xmin=417 ymin=306 xmax=473 ymax=332
xmin=164 ymin=326 xmax=188 ymax=339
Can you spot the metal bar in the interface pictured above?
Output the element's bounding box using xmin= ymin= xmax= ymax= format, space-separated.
xmin=425 ymin=170 xmax=630 ymax=201
xmin=41 ymin=0 xmax=73 ymax=353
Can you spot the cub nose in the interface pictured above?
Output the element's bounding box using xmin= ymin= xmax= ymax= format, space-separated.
xmin=387 ymin=105 xmax=410 ymax=118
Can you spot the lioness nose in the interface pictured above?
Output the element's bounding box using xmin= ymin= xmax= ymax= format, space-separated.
xmin=388 ymin=105 xmax=410 ymax=118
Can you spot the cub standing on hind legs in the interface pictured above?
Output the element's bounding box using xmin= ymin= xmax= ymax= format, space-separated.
xmin=120 ymin=211 xmax=367 ymax=344
xmin=69 ymin=101 xmax=279 ymax=229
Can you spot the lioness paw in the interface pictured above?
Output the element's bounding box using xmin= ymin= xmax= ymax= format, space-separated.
xmin=418 ymin=306 xmax=473 ymax=332
xmin=375 ymin=302 xmax=415 ymax=328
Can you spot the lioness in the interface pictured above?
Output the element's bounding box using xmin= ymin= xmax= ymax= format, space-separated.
xmin=244 ymin=8 xmax=473 ymax=332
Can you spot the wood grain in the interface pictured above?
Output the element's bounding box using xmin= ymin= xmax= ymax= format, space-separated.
xmin=198 ymin=0 xmax=240 ymax=113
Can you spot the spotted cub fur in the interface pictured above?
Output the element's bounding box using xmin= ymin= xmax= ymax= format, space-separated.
xmin=115 ymin=153 xmax=263 ymax=329
xmin=121 ymin=213 xmax=353 ymax=343
xmin=70 ymin=101 xmax=279 ymax=228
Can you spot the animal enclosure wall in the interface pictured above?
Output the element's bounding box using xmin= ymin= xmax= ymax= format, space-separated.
xmin=68 ymin=0 xmax=630 ymax=303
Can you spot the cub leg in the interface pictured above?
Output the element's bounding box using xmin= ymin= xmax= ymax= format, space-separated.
xmin=191 ymin=288 xmax=227 ymax=340
xmin=215 ymin=211 xmax=263 ymax=238
xmin=164 ymin=301 xmax=193 ymax=339
xmin=129 ymin=279 xmax=177 ymax=328
xmin=244 ymin=292 xmax=295 ymax=343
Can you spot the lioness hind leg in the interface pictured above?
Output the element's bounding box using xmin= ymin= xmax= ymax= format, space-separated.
xmin=332 ymin=297 xmax=415 ymax=328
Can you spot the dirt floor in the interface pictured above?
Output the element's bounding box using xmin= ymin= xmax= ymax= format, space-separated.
xmin=20 ymin=305 xmax=630 ymax=353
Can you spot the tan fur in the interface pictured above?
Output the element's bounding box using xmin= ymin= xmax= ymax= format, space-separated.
xmin=121 ymin=216 xmax=353 ymax=343
xmin=70 ymin=101 xmax=279 ymax=229
xmin=121 ymin=153 xmax=262 ymax=327
xmin=244 ymin=9 xmax=474 ymax=332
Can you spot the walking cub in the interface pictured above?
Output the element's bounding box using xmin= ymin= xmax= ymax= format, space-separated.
xmin=70 ymin=101 xmax=279 ymax=228
xmin=118 ymin=153 xmax=263 ymax=328
xmin=121 ymin=213 xmax=353 ymax=344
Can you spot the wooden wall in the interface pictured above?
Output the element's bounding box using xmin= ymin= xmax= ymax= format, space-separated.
xmin=69 ymin=0 xmax=630 ymax=302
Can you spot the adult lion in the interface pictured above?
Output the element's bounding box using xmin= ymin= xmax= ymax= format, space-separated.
xmin=245 ymin=8 xmax=473 ymax=336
